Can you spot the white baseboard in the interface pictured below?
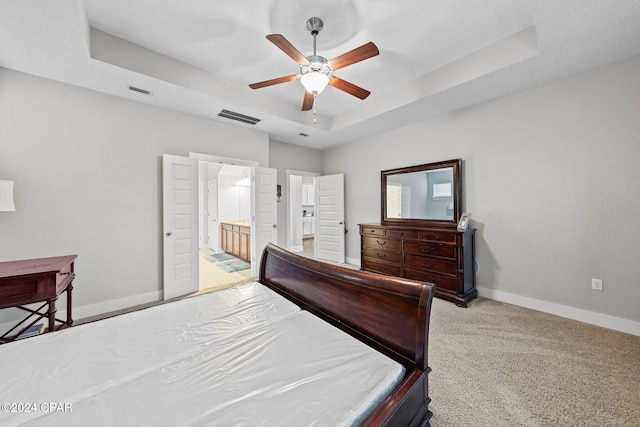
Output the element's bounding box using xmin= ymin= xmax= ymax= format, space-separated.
xmin=0 ymin=290 xmax=163 ymax=335
xmin=70 ymin=290 xmax=163 ymax=321
xmin=477 ymin=286 xmax=640 ymax=336
xmin=346 ymin=256 xmax=361 ymax=267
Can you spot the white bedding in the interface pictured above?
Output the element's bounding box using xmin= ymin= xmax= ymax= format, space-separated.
xmin=0 ymin=282 xmax=405 ymax=426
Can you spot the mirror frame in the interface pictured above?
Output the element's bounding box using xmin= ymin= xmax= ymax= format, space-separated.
xmin=381 ymin=158 xmax=462 ymax=228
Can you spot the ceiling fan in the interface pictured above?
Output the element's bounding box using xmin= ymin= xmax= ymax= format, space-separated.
xmin=249 ymin=17 xmax=379 ymax=112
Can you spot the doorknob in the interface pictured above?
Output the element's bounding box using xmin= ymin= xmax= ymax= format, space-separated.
xmin=272 ymin=224 xmax=278 ymax=228
xmin=166 ymin=231 xmax=173 ymax=237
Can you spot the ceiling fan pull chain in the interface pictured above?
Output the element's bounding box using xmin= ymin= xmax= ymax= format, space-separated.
xmin=313 ymin=93 xmax=317 ymax=124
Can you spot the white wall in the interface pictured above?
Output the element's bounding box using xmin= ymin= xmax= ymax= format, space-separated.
xmin=217 ymin=174 xmax=251 ymax=222
xmin=0 ymin=68 xmax=269 ymax=320
xmin=323 ymin=56 xmax=640 ymax=328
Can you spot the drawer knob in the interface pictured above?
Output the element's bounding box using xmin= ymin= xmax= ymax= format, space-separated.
xmin=376 ymin=240 xmax=386 ymax=246
xmin=377 ymin=252 xmax=387 ymax=258
xmin=421 ymin=247 xmax=434 ymax=254
xmin=422 ymin=263 xmax=435 ymax=268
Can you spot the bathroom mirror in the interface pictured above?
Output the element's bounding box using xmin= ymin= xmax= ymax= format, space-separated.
xmin=381 ymin=159 xmax=462 ymax=227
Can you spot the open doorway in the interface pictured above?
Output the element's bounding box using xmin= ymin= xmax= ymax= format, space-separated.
xmin=286 ymin=170 xmax=320 ymax=258
xmin=198 ymin=162 xmax=252 ymax=291
xmin=162 ymin=153 xmax=277 ymax=300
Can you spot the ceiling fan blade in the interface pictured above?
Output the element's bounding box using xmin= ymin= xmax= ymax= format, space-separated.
xmin=329 ymin=77 xmax=371 ymax=100
xmin=249 ymin=75 xmax=298 ymax=90
xmin=302 ymin=91 xmax=314 ymax=111
xmin=266 ymin=34 xmax=310 ymax=66
xmin=328 ymin=42 xmax=379 ymax=71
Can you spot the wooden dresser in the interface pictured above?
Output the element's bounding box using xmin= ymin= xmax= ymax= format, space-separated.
xmin=360 ymin=224 xmax=476 ymax=307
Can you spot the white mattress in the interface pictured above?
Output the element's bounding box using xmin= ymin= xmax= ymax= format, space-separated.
xmin=0 ymin=282 xmax=405 ymax=426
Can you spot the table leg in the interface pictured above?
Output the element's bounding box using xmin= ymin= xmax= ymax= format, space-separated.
xmin=66 ymin=283 xmax=73 ymax=326
xmin=47 ymin=297 xmax=57 ymax=332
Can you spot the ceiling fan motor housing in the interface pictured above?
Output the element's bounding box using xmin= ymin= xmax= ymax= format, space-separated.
xmin=301 ymin=55 xmax=331 ymax=75
xmin=301 ymin=18 xmax=331 ymax=85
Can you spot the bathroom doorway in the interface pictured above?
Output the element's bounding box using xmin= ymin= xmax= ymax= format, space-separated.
xmin=193 ymin=153 xmax=277 ymax=292
xmin=198 ymin=162 xmax=253 ymax=291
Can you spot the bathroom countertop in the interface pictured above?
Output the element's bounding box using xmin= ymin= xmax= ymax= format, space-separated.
xmin=220 ymin=221 xmax=251 ymax=227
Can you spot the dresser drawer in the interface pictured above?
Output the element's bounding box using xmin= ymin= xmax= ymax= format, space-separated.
xmin=420 ymin=231 xmax=458 ymax=244
xmin=404 ymin=267 xmax=459 ymax=292
xmin=363 ymin=248 xmax=402 ymax=264
xmin=362 ymin=259 xmax=402 ymax=276
xmin=403 ymin=242 xmax=456 ymax=259
xmin=404 ymin=254 xmax=457 ymax=276
xmin=362 ymin=236 xmax=402 ymax=251
xmin=385 ymin=229 xmax=419 ymax=240
xmin=361 ymin=226 xmax=384 ymax=236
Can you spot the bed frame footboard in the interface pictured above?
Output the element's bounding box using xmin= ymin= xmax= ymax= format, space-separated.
xmin=259 ymin=244 xmax=435 ymax=427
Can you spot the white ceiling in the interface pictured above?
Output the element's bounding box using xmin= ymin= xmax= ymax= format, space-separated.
xmin=1 ymin=0 xmax=640 ymax=150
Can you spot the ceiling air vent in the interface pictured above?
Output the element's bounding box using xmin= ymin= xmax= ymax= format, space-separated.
xmin=128 ymin=85 xmax=152 ymax=95
xmin=217 ymin=109 xmax=261 ymax=125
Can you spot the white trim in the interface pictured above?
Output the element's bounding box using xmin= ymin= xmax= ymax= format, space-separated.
xmin=346 ymin=256 xmax=361 ymax=267
xmin=477 ymin=286 xmax=640 ymax=336
xmin=285 ymin=169 xmax=320 ymax=177
xmin=189 ymin=152 xmax=259 ymax=167
xmin=68 ymin=290 xmax=162 ymax=322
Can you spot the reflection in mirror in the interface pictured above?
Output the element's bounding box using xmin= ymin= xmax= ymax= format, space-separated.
xmin=386 ymin=168 xmax=454 ymax=220
xmin=382 ymin=159 xmax=461 ymax=227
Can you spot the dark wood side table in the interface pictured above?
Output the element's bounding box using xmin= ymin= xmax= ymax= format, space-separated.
xmin=0 ymin=255 xmax=77 ymax=343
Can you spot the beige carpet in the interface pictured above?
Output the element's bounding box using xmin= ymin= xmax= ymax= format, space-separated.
xmin=428 ymin=297 xmax=640 ymax=427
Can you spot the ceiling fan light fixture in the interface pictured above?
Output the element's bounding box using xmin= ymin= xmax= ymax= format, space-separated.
xmin=249 ymin=16 xmax=378 ymax=111
xmin=300 ymin=71 xmax=329 ymax=94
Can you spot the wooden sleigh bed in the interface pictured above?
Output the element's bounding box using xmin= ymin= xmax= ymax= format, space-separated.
xmin=260 ymin=244 xmax=436 ymax=426
xmin=0 ymin=244 xmax=435 ymax=426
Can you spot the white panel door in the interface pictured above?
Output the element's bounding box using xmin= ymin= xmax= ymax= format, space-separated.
xmin=163 ymin=154 xmax=199 ymax=300
xmin=314 ymin=174 xmax=345 ymax=263
xmin=207 ymin=179 xmax=219 ymax=251
xmin=252 ymin=167 xmax=278 ymax=276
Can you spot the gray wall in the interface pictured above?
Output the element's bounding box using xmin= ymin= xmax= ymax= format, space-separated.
xmin=2 ymin=54 xmax=639 ymax=331
xmin=0 ymin=68 xmax=269 ymax=320
xmin=323 ymin=55 xmax=640 ymax=324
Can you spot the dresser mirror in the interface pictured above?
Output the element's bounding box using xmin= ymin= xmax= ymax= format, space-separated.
xmin=382 ymin=159 xmax=462 ymax=227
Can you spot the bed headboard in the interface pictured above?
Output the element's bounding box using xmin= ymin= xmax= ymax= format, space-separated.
xmin=259 ymin=244 xmax=435 ymax=371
